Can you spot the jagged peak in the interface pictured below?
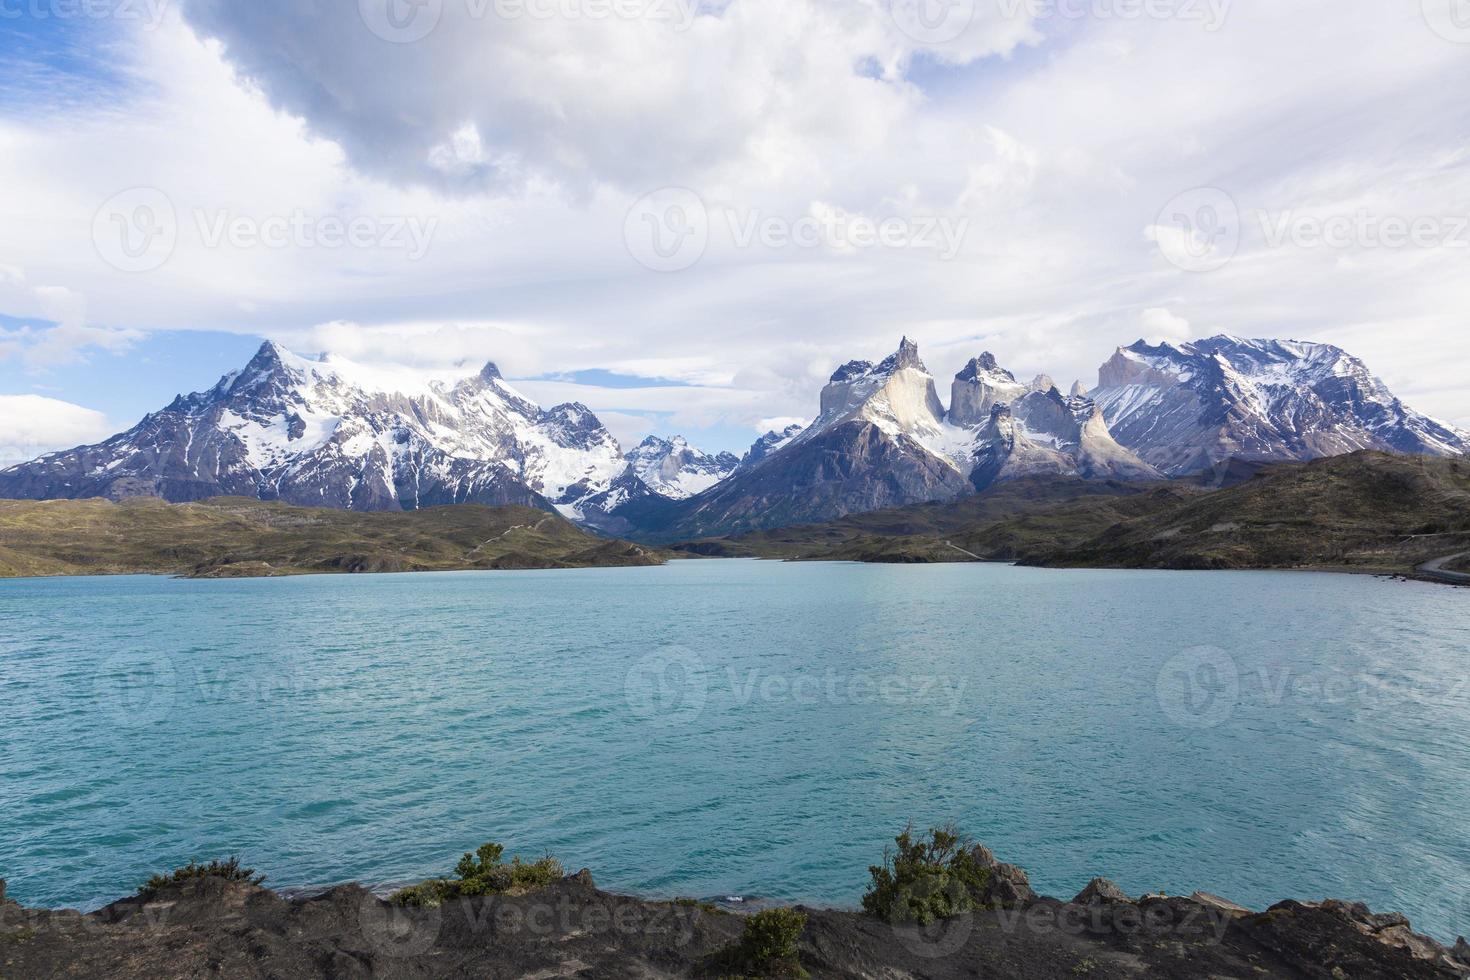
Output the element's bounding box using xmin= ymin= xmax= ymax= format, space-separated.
xmin=830 ymin=359 xmax=874 ymax=383
xmin=479 ymin=362 xmax=503 ymax=382
xmin=876 ymin=336 xmax=926 ymax=375
xmin=955 ymin=352 xmax=1016 ymax=384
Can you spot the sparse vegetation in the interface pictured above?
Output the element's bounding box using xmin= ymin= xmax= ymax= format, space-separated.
xmin=709 ymin=907 xmax=808 ymax=978
xmin=862 ymin=825 xmax=991 ymax=925
xmin=391 ymin=841 xmax=564 ymax=908
xmin=677 ymin=453 xmax=1470 ymax=579
xmin=0 ymin=498 xmax=663 ymax=579
xmin=138 ymin=858 xmax=264 ymax=898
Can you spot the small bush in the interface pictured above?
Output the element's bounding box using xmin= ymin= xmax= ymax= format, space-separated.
xmin=861 ymin=825 xmax=990 ymax=925
xmin=739 ymin=908 xmax=806 ymax=966
xmin=138 ymin=857 xmax=264 ymax=897
xmin=710 ymin=907 xmax=808 ymax=978
xmin=392 ymin=841 xmax=563 ymax=907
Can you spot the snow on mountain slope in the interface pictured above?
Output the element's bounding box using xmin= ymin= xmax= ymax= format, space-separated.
xmin=0 ymin=342 xmax=632 ymax=517
xmin=793 ymin=337 xmax=949 ymax=450
xmin=950 ymin=354 xmax=1159 ymax=489
xmin=625 ymin=435 xmax=740 ymax=499
xmin=736 ymin=423 xmax=805 ymax=472
xmin=1091 ymin=336 xmax=1470 ymax=475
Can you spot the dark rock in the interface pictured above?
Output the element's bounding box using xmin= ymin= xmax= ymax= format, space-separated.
xmin=3 ymin=857 xmax=1468 ymax=979
xmin=1072 ymin=877 xmax=1131 ymax=905
xmin=968 ymin=844 xmax=1036 ymax=907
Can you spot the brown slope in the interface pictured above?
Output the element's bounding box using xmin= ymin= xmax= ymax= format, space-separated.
xmin=0 ymin=497 xmax=664 ymax=579
xmin=1028 ymin=452 xmax=1470 ymax=573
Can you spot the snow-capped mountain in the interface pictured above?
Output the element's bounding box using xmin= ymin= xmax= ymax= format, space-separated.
xmin=628 ymin=338 xmax=1151 ymax=539
xmin=968 ymin=386 xmax=1161 ymax=488
xmin=625 ymin=436 xmax=740 ymax=499
xmin=736 ymin=423 xmax=805 ymax=471
xmin=0 ymin=342 xmax=631 ymax=518
xmin=3 ymin=332 xmax=1463 ymax=541
xmin=1091 ymin=336 xmax=1470 ymax=476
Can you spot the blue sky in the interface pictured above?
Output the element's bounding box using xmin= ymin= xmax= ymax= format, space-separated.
xmin=3 ymin=0 xmax=1469 ymax=462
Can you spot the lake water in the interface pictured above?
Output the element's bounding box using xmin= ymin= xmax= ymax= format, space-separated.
xmin=3 ymin=561 xmax=1469 ymax=939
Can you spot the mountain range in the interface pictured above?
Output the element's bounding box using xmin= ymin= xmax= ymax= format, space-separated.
xmin=1 ymin=334 xmax=1465 ymax=540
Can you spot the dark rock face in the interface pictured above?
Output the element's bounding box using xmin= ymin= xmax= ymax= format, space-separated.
xmin=969 ymin=844 xmax=1037 ymax=906
xmin=632 ymin=419 xmax=972 ymax=541
xmin=1073 ymin=878 xmax=1132 ymax=905
xmin=4 ymin=857 xmax=1468 ymax=980
xmin=736 ymin=423 xmax=805 ymax=472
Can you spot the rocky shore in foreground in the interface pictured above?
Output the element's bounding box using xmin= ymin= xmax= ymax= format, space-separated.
xmin=4 ymin=842 xmax=1469 ymax=979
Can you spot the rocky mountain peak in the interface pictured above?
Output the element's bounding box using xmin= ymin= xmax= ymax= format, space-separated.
xmin=626 ymin=434 xmax=739 ymax=499
xmin=877 ymin=336 xmax=926 ymax=375
xmin=830 ymin=360 xmax=874 ymax=383
xmin=479 ymin=362 xmax=503 ymax=383
xmin=949 ymin=352 xmax=1028 ymax=427
xmin=955 ymin=352 xmax=1016 ymax=384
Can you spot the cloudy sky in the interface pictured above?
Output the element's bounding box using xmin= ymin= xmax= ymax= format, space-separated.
xmin=1 ymin=0 xmax=1468 ymax=461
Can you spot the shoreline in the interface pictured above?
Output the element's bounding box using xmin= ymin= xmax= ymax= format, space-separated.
xmin=4 ymin=845 xmax=1468 ymax=979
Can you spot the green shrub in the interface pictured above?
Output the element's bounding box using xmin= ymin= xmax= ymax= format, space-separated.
xmin=711 ymin=907 xmax=808 ymax=978
xmin=392 ymin=841 xmax=563 ymax=907
xmin=138 ymin=857 xmax=264 ymax=897
xmin=861 ymin=825 xmax=990 ymax=925
xmin=739 ymin=908 xmax=806 ymax=965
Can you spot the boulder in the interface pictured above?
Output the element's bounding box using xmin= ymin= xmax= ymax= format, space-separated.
xmin=969 ymin=845 xmax=1036 ymax=907
xmin=1189 ymin=891 xmax=1251 ymax=916
xmin=1072 ymin=878 xmax=1132 ymax=905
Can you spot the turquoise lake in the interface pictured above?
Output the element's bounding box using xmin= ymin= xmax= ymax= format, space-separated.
xmin=3 ymin=561 xmax=1469 ymax=939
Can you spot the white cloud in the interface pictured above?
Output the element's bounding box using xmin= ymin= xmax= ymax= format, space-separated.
xmin=1140 ymin=308 xmax=1192 ymax=345
xmin=0 ymin=395 xmax=113 ymax=465
xmin=1 ymin=0 xmax=1469 ymax=444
